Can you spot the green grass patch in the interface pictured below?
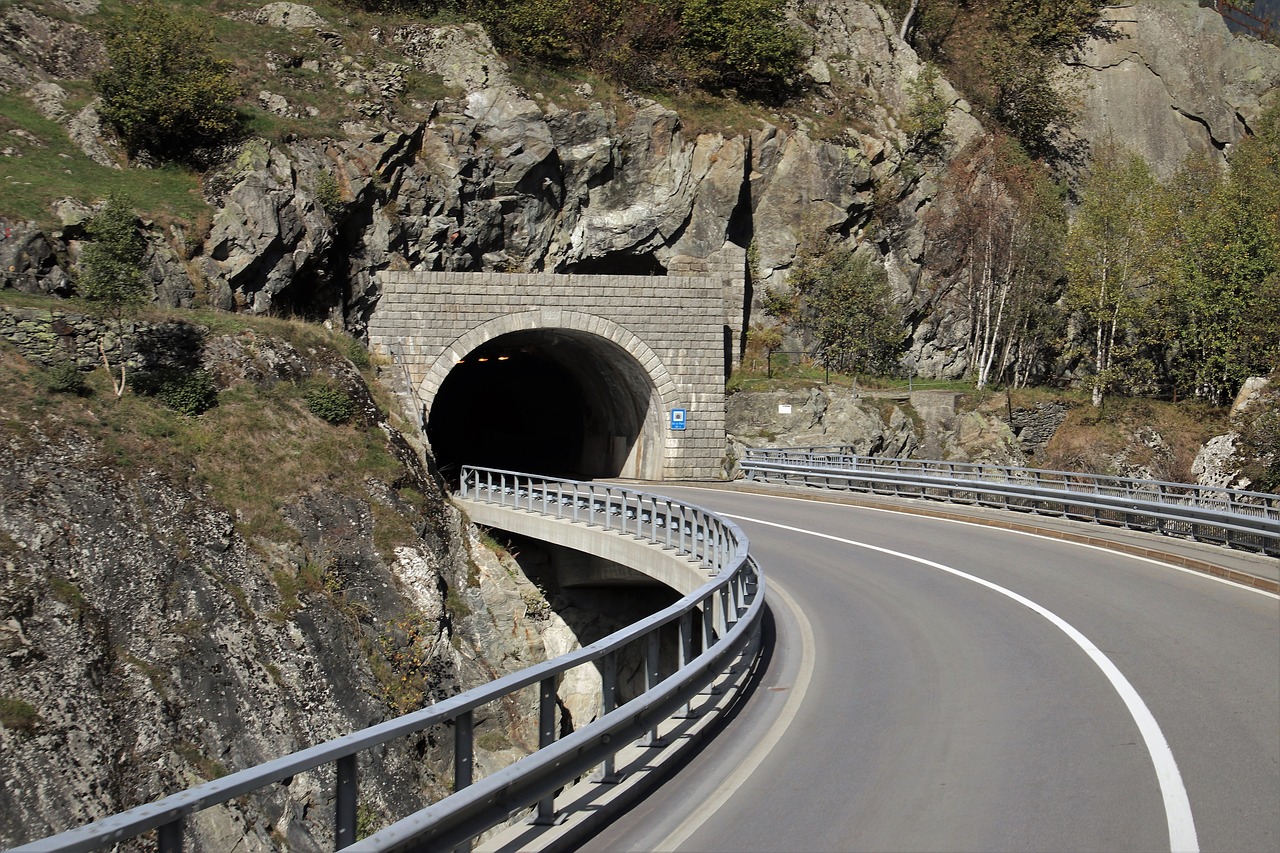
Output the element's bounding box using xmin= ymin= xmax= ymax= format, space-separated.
xmin=48 ymin=576 xmax=88 ymax=617
xmin=120 ymin=651 xmax=170 ymax=697
xmin=0 ymin=92 xmax=208 ymax=230
xmin=0 ymin=697 xmax=41 ymax=732
xmin=173 ymin=740 xmax=229 ymax=780
xmin=2 ymin=296 xmax=414 ymax=568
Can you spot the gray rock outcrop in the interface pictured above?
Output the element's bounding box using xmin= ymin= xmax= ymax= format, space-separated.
xmin=726 ymin=387 xmax=920 ymax=464
xmin=0 ymin=320 xmax=607 ymax=848
xmin=1069 ymin=0 xmax=1280 ymax=179
xmin=1193 ymin=376 xmax=1275 ymax=490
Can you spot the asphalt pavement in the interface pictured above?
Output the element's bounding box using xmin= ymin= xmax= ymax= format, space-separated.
xmin=579 ymin=485 xmax=1280 ymax=853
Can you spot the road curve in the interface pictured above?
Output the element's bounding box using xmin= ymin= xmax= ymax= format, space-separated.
xmin=581 ymin=486 xmax=1280 ymax=853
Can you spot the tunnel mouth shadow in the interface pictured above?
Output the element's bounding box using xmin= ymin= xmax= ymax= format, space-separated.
xmin=427 ymin=328 xmax=663 ymax=482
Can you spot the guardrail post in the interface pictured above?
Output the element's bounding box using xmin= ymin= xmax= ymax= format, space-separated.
xmin=597 ymin=652 xmax=621 ymax=783
xmin=335 ymin=754 xmax=358 ymax=848
xmin=531 ymin=676 xmax=564 ymax=825
xmin=701 ymin=593 xmax=717 ymax=688
xmin=452 ymin=710 xmax=475 ymax=853
xmin=677 ymin=611 xmax=695 ymax=718
xmin=455 ymin=710 xmax=473 ymax=792
xmin=642 ymin=631 xmax=662 ymax=747
xmin=157 ymin=817 xmax=184 ymax=853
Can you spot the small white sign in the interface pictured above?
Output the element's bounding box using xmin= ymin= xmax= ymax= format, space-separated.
xmin=778 ymin=403 xmax=792 ymax=415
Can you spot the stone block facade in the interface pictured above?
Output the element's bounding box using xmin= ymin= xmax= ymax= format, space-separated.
xmin=368 ymin=270 xmax=728 ymax=481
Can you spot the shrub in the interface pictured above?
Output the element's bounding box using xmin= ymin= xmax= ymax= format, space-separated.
xmin=132 ymin=368 xmax=219 ymax=415
xmin=344 ymin=336 xmax=372 ymax=370
xmin=306 ymin=382 xmax=357 ymax=424
xmin=315 ymin=172 xmax=345 ymax=222
xmin=474 ymin=0 xmax=577 ymax=65
xmin=80 ymin=194 xmax=148 ymax=314
xmin=904 ymin=62 xmax=951 ymax=154
xmin=46 ymin=361 xmax=88 ymax=395
xmin=94 ymin=2 xmax=242 ymax=165
xmin=677 ymin=0 xmax=806 ymax=99
xmin=0 ymin=697 xmax=41 ymax=733
xmin=159 ymin=370 xmax=219 ymax=416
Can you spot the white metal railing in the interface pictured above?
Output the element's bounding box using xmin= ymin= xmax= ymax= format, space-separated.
xmin=741 ymin=447 xmax=1280 ymax=557
xmin=13 ymin=468 xmax=763 ymax=853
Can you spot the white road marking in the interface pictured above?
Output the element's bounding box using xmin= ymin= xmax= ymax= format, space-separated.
xmin=726 ymin=512 xmax=1200 ymax=853
xmin=654 ymin=579 xmax=817 ymax=852
xmin=675 ymin=485 xmax=1278 ymax=600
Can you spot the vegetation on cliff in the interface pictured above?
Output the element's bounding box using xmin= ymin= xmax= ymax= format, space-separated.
xmin=0 ymin=289 xmax=589 ymax=845
xmin=341 ymin=0 xmax=806 ymax=99
xmin=95 ymin=1 xmax=243 ymax=165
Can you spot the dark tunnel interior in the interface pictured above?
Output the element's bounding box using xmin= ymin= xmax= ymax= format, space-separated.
xmin=427 ymin=329 xmax=660 ymax=482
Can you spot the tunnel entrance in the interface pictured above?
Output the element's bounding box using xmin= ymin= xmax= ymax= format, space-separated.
xmin=427 ymin=328 xmax=664 ymax=482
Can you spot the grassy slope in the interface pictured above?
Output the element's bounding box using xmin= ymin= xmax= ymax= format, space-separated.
xmin=0 ymin=289 xmax=427 ymax=554
xmin=0 ymin=0 xmax=781 ymax=229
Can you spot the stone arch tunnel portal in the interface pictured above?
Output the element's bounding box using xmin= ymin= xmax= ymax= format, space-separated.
xmin=427 ymin=328 xmax=664 ymax=482
xmin=369 ymin=270 xmax=726 ymax=481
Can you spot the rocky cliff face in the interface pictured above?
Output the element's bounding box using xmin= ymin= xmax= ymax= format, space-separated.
xmin=0 ymin=308 xmax=610 ymax=848
xmin=1 ymin=0 xmax=987 ymax=367
xmin=1068 ymin=1 xmax=1280 ymax=180
xmin=3 ymin=2 xmax=1276 ymax=380
xmin=5 ymin=1 xmax=1277 ymax=385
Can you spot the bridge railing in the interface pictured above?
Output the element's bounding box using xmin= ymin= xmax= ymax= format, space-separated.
xmin=14 ymin=468 xmax=763 ymax=853
xmin=740 ymin=447 xmax=1280 ymax=557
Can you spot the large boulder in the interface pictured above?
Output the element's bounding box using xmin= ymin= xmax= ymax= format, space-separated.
xmin=726 ymin=388 xmax=920 ymax=457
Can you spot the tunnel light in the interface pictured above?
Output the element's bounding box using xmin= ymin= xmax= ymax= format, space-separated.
xmin=497 ymin=355 xmax=510 ymax=361
xmin=477 ymin=356 xmax=490 ymax=362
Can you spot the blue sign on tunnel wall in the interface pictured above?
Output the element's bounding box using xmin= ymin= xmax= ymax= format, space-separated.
xmin=670 ymin=408 xmax=687 ymax=430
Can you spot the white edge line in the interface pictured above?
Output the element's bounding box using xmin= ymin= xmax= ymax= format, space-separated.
xmin=726 ymin=512 xmax=1201 ymax=853
xmin=675 ymin=485 xmax=1279 ymax=600
xmin=653 ymin=578 xmax=817 ymax=852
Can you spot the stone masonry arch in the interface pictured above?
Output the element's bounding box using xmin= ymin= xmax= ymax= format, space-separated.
xmin=368 ymin=271 xmax=726 ymax=480
xmin=420 ymin=310 xmax=679 ymax=406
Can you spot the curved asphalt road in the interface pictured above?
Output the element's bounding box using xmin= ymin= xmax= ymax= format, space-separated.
xmin=581 ymin=486 xmax=1280 ymax=853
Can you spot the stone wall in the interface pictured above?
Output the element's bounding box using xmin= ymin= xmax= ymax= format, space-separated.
xmin=0 ymin=304 xmax=203 ymax=373
xmin=368 ymin=270 xmax=727 ymax=480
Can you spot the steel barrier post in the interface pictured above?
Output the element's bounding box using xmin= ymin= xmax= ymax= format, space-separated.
xmin=158 ymin=818 xmax=184 ymax=853
xmin=598 ymin=652 xmax=621 ymax=782
xmin=335 ymin=754 xmax=358 ymax=849
xmin=454 ymin=710 xmax=473 ymax=792
xmin=643 ymin=631 xmax=662 ymax=746
xmin=532 ymin=676 xmax=562 ymax=824
xmin=677 ymin=611 xmax=694 ymax=718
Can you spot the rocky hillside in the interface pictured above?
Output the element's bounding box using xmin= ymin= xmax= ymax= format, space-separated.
xmin=3 ymin=1 xmax=1276 ymax=378
xmin=0 ymin=296 xmax=629 ymax=849
xmin=724 ymin=382 xmax=1263 ymax=487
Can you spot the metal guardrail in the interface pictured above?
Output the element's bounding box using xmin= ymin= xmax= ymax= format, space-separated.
xmin=741 ymin=447 xmax=1280 ymax=557
xmin=13 ymin=467 xmax=764 ymax=853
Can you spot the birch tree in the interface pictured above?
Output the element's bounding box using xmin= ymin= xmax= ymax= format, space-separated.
xmin=1149 ymin=106 xmax=1280 ymax=404
xmin=1065 ymin=147 xmax=1164 ymax=408
xmin=929 ymin=136 xmax=1064 ymax=389
xmin=79 ymin=195 xmax=149 ymax=397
